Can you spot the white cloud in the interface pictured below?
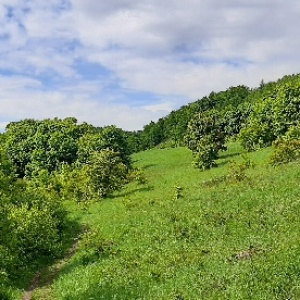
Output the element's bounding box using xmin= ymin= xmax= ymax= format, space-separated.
xmin=0 ymin=75 xmax=165 ymax=131
xmin=68 ymin=1 xmax=300 ymax=91
xmin=0 ymin=0 xmax=299 ymax=130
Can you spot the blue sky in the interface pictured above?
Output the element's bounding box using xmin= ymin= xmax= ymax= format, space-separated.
xmin=0 ymin=0 xmax=300 ymax=131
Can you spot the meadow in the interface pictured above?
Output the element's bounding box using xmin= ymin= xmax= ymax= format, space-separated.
xmin=28 ymin=143 xmax=300 ymax=300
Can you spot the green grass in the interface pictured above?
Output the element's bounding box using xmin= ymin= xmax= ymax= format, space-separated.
xmin=29 ymin=144 xmax=300 ymax=299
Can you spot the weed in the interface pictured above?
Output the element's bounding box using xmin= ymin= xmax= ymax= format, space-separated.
xmin=228 ymin=154 xmax=254 ymax=183
xmin=128 ymin=168 xmax=148 ymax=185
xmin=173 ymin=184 xmax=183 ymax=200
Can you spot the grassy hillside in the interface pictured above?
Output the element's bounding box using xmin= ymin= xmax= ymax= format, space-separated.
xmin=29 ymin=144 xmax=300 ymax=300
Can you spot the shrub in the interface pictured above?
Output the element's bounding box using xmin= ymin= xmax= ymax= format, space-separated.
xmin=173 ymin=184 xmax=183 ymax=200
xmin=79 ymin=228 xmax=117 ymax=265
xmin=227 ymin=161 xmax=248 ymax=182
xmin=192 ymin=136 xmax=218 ymax=170
xmin=272 ymin=140 xmax=300 ymax=165
xmin=7 ymin=204 xmax=61 ymax=260
xmin=239 ymin=122 xmax=275 ymax=151
xmin=128 ymin=168 xmax=148 ymax=185
xmin=270 ymin=125 xmax=300 ymax=165
xmin=0 ymin=169 xmax=67 ymax=285
xmin=88 ymin=149 xmax=128 ymax=198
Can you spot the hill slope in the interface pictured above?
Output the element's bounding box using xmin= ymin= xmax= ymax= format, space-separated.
xmin=26 ymin=143 xmax=300 ymax=300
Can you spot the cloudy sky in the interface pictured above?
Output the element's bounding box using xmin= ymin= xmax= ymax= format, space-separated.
xmin=0 ymin=0 xmax=299 ymax=131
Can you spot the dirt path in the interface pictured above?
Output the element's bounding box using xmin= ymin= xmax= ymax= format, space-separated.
xmin=22 ymin=241 xmax=79 ymax=300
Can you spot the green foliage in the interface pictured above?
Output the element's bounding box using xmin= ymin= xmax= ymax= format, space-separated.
xmin=227 ymin=155 xmax=253 ymax=183
xmin=4 ymin=118 xmax=82 ymax=177
xmin=223 ymin=102 xmax=252 ymax=138
xmin=129 ymin=85 xmax=250 ymax=151
xmin=2 ymin=72 xmax=300 ymax=298
xmin=284 ymin=125 xmax=300 ymax=140
xmin=239 ymin=122 xmax=275 ymax=151
xmin=272 ymin=83 xmax=300 ymax=136
xmin=7 ymin=203 xmax=61 ymax=258
xmin=271 ymin=139 xmax=300 ymax=165
xmin=192 ymin=136 xmax=218 ymax=170
xmin=140 ymin=120 xmax=166 ymax=149
xmin=79 ymin=228 xmax=117 ymax=265
xmin=96 ymin=126 xmax=131 ymax=166
xmin=270 ymin=125 xmax=300 ymax=165
xmin=77 ymin=132 xmax=104 ymax=163
xmin=56 ymin=164 xmax=93 ymax=204
xmin=201 ymin=153 xmax=254 ymax=186
xmin=239 ymin=76 xmax=300 ymax=151
xmin=0 ymin=170 xmax=67 ymax=296
xmin=52 ymin=150 xmax=128 ymax=203
xmin=87 ymin=149 xmax=128 ymax=198
xmin=173 ymin=184 xmax=183 ymax=200
xmin=130 ymin=73 xmax=300 ymax=157
xmin=185 ymin=110 xmax=226 ymax=170
xmin=128 ymin=168 xmax=148 ymax=185
xmin=3 ymin=119 xmax=131 ymax=179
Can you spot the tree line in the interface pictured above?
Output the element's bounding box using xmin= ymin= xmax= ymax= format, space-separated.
xmin=129 ymin=73 xmax=300 ymax=168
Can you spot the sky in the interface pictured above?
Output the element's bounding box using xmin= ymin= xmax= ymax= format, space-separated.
xmin=0 ymin=0 xmax=299 ymax=131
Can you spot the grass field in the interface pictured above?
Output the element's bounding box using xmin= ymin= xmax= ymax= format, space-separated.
xmin=29 ymin=143 xmax=300 ymax=299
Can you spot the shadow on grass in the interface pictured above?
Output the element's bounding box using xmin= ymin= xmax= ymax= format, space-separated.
xmin=217 ymin=160 xmax=231 ymax=167
xmin=218 ymin=151 xmax=241 ymax=160
xmin=112 ymin=185 xmax=154 ymax=198
xmin=129 ymin=160 xmax=156 ymax=169
xmin=12 ymin=217 xmax=83 ymax=292
xmin=217 ymin=151 xmax=242 ymax=167
xmin=140 ymin=164 xmax=156 ymax=170
xmin=57 ymin=277 xmax=152 ymax=300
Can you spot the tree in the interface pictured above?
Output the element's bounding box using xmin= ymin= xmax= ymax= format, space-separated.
xmin=97 ymin=126 xmax=131 ymax=166
xmin=185 ymin=110 xmax=226 ymax=170
xmin=4 ymin=118 xmax=82 ymax=178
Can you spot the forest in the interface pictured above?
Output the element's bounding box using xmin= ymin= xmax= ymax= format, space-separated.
xmin=1 ymin=73 xmax=300 ymax=299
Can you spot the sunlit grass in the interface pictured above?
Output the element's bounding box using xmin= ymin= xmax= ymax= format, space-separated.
xmin=32 ymin=144 xmax=300 ymax=299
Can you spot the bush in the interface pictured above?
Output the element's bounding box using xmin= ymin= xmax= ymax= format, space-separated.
xmin=57 ymin=149 xmax=128 ymax=203
xmin=88 ymin=149 xmax=128 ymax=198
xmin=271 ymin=140 xmax=300 ymax=165
xmin=0 ymin=171 xmax=67 ymax=284
xmin=128 ymin=168 xmax=148 ymax=185
xmin=239 ymin=123 xmax=275 ymax=151
xmin=78 ymin=228 xmax=118 ymax=265
xmin=227 ymin=160 xmax=249 ymax=182
xmin=7 ymin=204 xmax=61 ymax=260
xmin=239 ymin=81 xmax=300 ymax=152
xmin=270 ymin=125 xmax=300 ymax=165
xmin=55 ymin=164 xmax=93 ymax=204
